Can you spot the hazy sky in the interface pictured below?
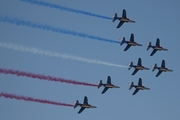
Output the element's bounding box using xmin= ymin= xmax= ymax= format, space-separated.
xmin=0 ymin=0 xmax=180 ymax=120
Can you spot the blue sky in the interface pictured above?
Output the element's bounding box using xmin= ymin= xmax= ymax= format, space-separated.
xmin=0 ymin=0 xmax=180 ymax=120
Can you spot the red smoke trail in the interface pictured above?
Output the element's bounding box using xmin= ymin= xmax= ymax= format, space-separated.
xmin=0 ymin=92 xmax=74 ymax=107
xmin=0 ymin=68 xmax=98 ymax=87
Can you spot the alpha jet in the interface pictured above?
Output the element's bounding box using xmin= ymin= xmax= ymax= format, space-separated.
xmin=97 ymin=76 xmax=120 ymax=94
xmin=128 ymin=58 xmax=150 ymax=75
xmin=152 ymin=60 xmax=173 ymax=77
xmin=112 ymin=9 xmax=135 ymax=28
xmin=120 ymin=33 xmax=142 ymax=51
xmin=74 ymin=96 xmax=97 ymax=114
xmin=146 ymin=38 xmax=168 ymax=56
xmin=129 ymin=78 xmax=150 ymax=95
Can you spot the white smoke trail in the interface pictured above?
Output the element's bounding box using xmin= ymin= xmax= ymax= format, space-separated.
xmin=0 ymin=42 xmax=128 ymax=68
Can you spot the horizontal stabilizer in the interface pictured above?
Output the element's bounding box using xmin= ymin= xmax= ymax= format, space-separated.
xmin=120 ymin=37 xmax=125 ymax=46
xmin=146 ymin=42 xmax=151 ymax=50
xmin=128 ymin=62 xmax=133 ymax=70
xmin=152 ymin=64 xmax=157 ymax=72
xmin=74 ymin=100 xmax=79 ymax=108
xmin=112 ymin=13 xmax=118 ymax=22
xmin=129 ymin=82 xmax=134 ymax=90
xmin=97 ymin=80 xmax=103 ymax=88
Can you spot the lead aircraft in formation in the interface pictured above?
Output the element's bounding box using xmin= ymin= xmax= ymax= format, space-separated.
xmin=129 ymin=78 xmax=150 ymax=95
xmin=146 ymin=38 xmax=168 ymax=56
xmin=128 ymin=58 xmax=150 ymax=75
xmin=152 ymin=60 xmax=173 ymax=77
xmin=74 ymin=96 xmax=97 ymax=114
xmin=112 ymin=9 xmax=135 ymax=28
xmin=97 ymin=76 xmax=120 ymax=94
xmin=120 ymin=33 xmax=142 ymax=51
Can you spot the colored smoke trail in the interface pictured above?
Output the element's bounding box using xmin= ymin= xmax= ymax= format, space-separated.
xmin=0 ymin=15 xmax=120 ymax=44
xmin=0 ymin=92 xmax=74 ymax=107
xmin=20 ymin=0 xmax=112 ymax=20
xmin=0 ymin=42 xmax=128 ymax=68
xmin=0 ymin=68 xmax=98 ymax=87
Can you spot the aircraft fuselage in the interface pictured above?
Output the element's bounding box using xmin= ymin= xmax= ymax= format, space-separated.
xmin=105 ymin=84 xmax=115 ymax=88
xmin=136 ymin=86 xmax=150 ymax=90
xmin=154 ymin=46 xmax=167 ymax=51
xmin=135 ymin=66 xmax=149 ymax=70
xmin=128 ymin=42 xmax=138 ymax=46
xmin=105 ymin=84 xmax=120 ymax=88
xmin=128 ymin=42 xmax=142 ymax=46
xmin=154 ymin=46 xmax=163 ymax=50
xmin=81 ymin=104 xmax=97 ymax=108
xmin=159 ymin=67 xmax=173 ymax=72
xmin=120 ymin=18 xmax=130 ymax=22
xmin=120 ymin=18 xmax=135 ymax=23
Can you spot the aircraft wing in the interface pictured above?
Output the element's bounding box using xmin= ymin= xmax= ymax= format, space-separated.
xmin=132 ymin=69 xmax=139 ymax=75
xmin=102 ymin=87 xmax=109 ymax=94
xmin=156 ymin=38 xmax=160 ymax=46
xmin=130 ymin=34 xmax=134 ymax=42
xmin=161 ymin=60 xmax=165 ymax=67
xmin=137 ymin=58 xmax=142 ymax=66
xmin=138 ymin=78 xmax=142 ymax=86
xmin=156 ymin=70 xmax=163 ymax=77
xmin=117 ymin=21 xmax=124 ymax=28
xmin=107 ymin=76 xmax=111 ymax=84
xmin=122 ymin=9 xmax=127 ymax=18
xmin=132 ymin=89 xmax=139 ymax=95
xmin=84 ymin=96 xmax=88 ymax=104
xmin=78 ymin=107 xmax=85 ymax=114
xmin=150 ymin=49 xmax=157 ymax=56
xmin=124 ymin=44 xmax=131 ymax=51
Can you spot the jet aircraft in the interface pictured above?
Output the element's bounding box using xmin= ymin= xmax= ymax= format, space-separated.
xmin=128 ymin=58 xmax=150 ymax=75
xmin=74 ymin=96 xmax=97 ymax=114
xmin=129 ymin=78 xmax=150 ymax=95
xmin=97 ymin=76 xmax=120 ymax=94
xmin=112 ymin=9 xmax=135 ymax=28
xmin=120 ymin=33 xmax=142 ymax=51
xmin=147 ymin=38 xmax=168 ymax=56
xmin=152 ymin=60 xmax=173 ymax=77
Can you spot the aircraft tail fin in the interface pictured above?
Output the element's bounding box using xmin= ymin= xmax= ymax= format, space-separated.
xmin=146 ymin=42 xmax=152 ymax=50
xmin=112 ymin=13 xmax=118 ymax=22
xmin=128 ymin=62 xmax=133 ymax=70
xmin=97 ymin=80 xmax=103 ymax=88
xmin=74 ymin=100 xmax=79 ymax=108
xmin=152 ymin=63 xmax=157 ymax=72
xmin=120 ymin=37 xmax=125 ymax=46
xmin=128 ymin=82 xmax=134 ymax=90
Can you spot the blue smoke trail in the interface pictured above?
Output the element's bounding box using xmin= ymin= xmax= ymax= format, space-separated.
xmin=0 ymin=15 xmax=120 ymax=44
xmin=20 ymin=0 xmax=112 ymax=20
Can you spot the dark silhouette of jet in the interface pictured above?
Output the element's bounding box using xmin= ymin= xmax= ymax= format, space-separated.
xmin=129 ymin=78 xmax=150 ymax=95
xmin=147 ymin=38 xmax=168 ymax=56
xmin=74 ymin=96 xmax=97 ymax=114
xmin=128 ymin=58 xmax=150 ymax=75
xmin=97 ymin=76 xmax=120 ymax=94
xmin=152 ymin=60 xmax=173 ymax=77
xmin=120 ymin=33 xmax=142 ymax=51
xmin=112 ymin=9 xmax=135 ymax=28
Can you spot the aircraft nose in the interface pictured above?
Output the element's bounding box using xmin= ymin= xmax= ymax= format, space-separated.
xmin=114 ymin=86 xmax=120 ymax=88
xmin=91 ymin=106 xmax=97 ymax=108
